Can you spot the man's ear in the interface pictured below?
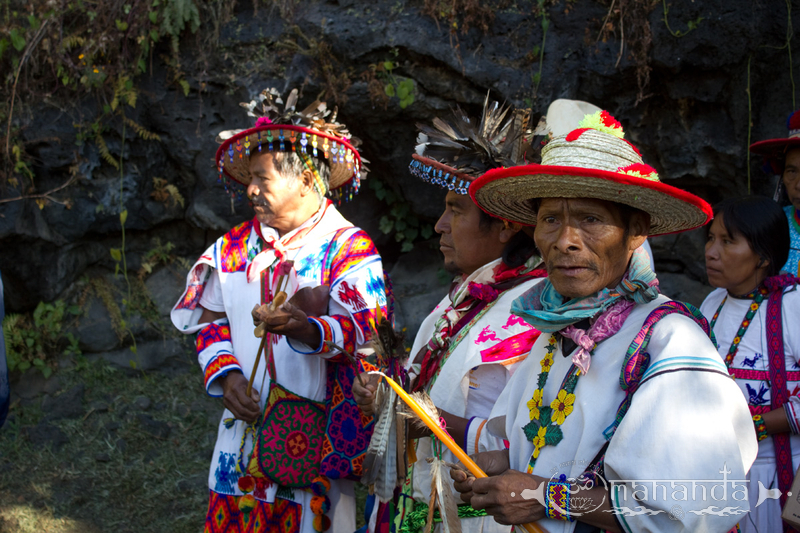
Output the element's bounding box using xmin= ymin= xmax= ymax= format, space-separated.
xmin=627 ymin=211 xmax=650 ymax=252
xmin=299 ymin=169 xmax=316 ymax=197
xmin=498 ymin=221 xmax=523 ymax=244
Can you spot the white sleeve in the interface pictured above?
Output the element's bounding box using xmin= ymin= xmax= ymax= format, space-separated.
xmin=604 ymin=314 xmax=758 ymax=533
xmin=198 ymin=269 xmax=225 ymax=313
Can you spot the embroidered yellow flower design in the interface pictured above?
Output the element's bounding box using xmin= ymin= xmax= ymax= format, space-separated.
xmin=541 ymin=354 xmax=554 ymax=373
xmin=531 ymin=426 xmax=547 ymax=458
xmin=550 ymin=390 xmax=576 ymax=425
xmin=527 ymin=389 xmax=543 ymax=419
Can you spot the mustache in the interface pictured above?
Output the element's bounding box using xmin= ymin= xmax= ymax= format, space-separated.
xmin=546 ymin=259 xmax=600 ymax=273
xmin=249 ymin=197 xmax=268 ymax=207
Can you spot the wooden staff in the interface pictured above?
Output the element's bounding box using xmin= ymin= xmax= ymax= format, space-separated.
xmin=246 ymin=273 xmax=289 ymax=397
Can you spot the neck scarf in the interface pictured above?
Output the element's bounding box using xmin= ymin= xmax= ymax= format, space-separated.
xmin=512 ymin=247 xmax=659 ymax=374
xmin=246 ymin=200 xmax=337 ymax=283
xmin=412 ymin=255 xmax=546 ymax=392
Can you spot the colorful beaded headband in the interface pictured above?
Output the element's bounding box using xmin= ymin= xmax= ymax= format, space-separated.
xmin=410 ymin=93 xmax=533 ymax=195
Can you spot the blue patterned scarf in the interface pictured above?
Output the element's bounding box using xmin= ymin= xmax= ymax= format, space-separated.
xmin=512 ymin=247 xmax=659 ymax=333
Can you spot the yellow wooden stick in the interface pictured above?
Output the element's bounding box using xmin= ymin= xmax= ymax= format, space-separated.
xmin=372 ymin=372 xmax=547 ymax=533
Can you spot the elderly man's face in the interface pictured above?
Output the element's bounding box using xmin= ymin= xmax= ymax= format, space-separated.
xmin=435 ymin=191 xmax=509 ymax=277
xmin=783 ymin=148 xmax=800 ymax=211
xmin=247 ymin=152 xmax=308 ymax=234
xmin=534 ymin=198 xmax=648 ymax=299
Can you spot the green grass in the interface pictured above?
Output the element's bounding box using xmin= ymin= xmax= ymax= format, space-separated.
xmin=0 ymin=357 xmax=217 ymax=533
xmin=0 ymin=355 xmax=369 ymax=532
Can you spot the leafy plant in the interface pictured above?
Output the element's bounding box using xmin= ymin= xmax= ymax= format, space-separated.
xmin=371 ymin=179 xmax=433 ymax=252
xmin=381 ymin=61 xmax=416 ymax=109
xmin=2 ymin=300 xmax=81 ymax=378
xmin=150 ymin=177 xmax=185 ymax=208
xmin=662 ymin=0 xmax=703 ymax=38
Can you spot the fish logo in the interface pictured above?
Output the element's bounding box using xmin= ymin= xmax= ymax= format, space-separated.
xmin=756 ymin=481 xmax=786 ymax=508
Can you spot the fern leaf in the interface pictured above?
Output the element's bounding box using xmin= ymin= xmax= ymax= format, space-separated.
xmin=122 ymin=116 xmax=161 ymax=142
xmin=95 ymin=134 xmax=120 ymax=170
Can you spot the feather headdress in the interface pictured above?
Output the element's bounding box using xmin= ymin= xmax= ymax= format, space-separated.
xmin=215 ymin=87 xmax=367 ymax=203
xmin=409 ymin=92 xmax=533 ymax=194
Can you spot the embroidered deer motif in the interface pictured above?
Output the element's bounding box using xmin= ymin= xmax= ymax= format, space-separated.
xmin=746 ymin=382 xmax=769 ymax=406
xmin=741 ymin=353 xmax=763 ymax=369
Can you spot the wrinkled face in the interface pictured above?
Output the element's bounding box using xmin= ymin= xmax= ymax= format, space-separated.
xmin=783 ymin=148 xmax=800 ymax=211
xmin=534 ymin=198 xmax=647 ymax=299
xmin=705 ymin=214 xmax=765 ymax=295
xmin=246 ymin=152 xmax=304 ymax=229
xmin=435 ymin=191 xmax=507 ymax=277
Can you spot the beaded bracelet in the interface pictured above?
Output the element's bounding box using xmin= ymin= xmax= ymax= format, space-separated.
xmin=545 ymin=478 xmax=575 ymax=522
xmin=753 ymin=414 xmax=768 ymax=442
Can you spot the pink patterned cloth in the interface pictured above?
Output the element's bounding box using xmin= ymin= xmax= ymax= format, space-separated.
xmin=560 ymin=299 xmax=636 ymax=374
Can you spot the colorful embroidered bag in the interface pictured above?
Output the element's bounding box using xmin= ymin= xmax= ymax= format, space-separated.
xmin=252 ymin=337 xmax=327 ymax=488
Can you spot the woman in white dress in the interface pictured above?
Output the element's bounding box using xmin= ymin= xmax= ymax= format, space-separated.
xmin=701 ymin=195 xmax=800 ymax=533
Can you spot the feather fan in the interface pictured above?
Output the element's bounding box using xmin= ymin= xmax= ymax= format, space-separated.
xmin=361 ymin=382 xmax=399 ymax=502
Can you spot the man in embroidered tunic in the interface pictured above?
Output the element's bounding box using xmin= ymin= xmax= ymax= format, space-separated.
xmin=750 ymin=109 xmax=800 ymax=276
xmin=451 ymin=111 xmax=757 ymax=533
xmin=171 ymin=89 xmax=386 ymax=533
xmin=354 ymin=99 xmax=547 ymax=533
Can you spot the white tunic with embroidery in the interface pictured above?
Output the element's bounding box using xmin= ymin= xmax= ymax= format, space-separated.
xmin=405 ymin=258 xmax=546 ymax=533
xmin=171 ymin=201 xmax=385 ymax=533
xmin=489 ymin=295 xmax=757 ymax=533
xmin=701 ymin=287 xmax=800 ymax=533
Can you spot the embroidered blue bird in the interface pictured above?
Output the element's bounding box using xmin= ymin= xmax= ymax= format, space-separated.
xmin=741 ymin=353 xmax=763 ymax=369
xmin=747 ymin=382 xmax=769 ymax=406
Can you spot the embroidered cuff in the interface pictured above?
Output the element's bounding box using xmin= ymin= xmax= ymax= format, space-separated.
xmin=545 ymin=480 xmax=575 ymax=522
xmin=786 ymin=399 xmax=800 ymax=435
xmin=466 ymin=417 xmax=488 ymax=456
xmin=204 ymin=353 xmax=241 ymax=397
xmin=286 ymin=317 xmax=327 ymax=355
xmin=463 ymin=417 xmax=477 ymax=451
xmin=197 ymin=320 xmax=239 ymax=397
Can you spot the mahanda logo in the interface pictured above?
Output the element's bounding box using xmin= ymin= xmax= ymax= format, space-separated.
xmin=511 ymin=464 xmax=780 ymax=520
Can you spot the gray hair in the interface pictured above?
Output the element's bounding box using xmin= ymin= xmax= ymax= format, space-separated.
xmin=271 ymin=151 xmax=331 ymax=204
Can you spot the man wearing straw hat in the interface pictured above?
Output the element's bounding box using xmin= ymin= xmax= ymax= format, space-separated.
xmin=451 ymin=110 xmax=756 ymax=532
xmin=171 ymin=88 xmax=387 ymax=533
xmin=750 ymin=109 xmax=800 ymax=276
xmin=354 ymin=97 xmax=548 ymax=533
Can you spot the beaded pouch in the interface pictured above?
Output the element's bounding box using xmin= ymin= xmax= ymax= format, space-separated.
xmin=252 ymin=378 xmax=326 ymax=488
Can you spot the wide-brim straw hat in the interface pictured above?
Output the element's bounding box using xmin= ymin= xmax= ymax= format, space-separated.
xmin=470 ymin=111 xmax=712 ymax=236
xmin=749 ymin=109 xmax=800 ymax=162
xmin=215 ymin=88 xmax=366 ymax=202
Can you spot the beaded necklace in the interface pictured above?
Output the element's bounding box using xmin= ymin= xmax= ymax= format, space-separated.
xmin=710 ymin=286 xmax=769 ymax=369
xmin=521 ymin=334 xmax=584 ymax=473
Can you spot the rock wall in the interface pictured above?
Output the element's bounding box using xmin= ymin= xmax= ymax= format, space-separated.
xmin=1 ymin=0 xmax=798 ymax=360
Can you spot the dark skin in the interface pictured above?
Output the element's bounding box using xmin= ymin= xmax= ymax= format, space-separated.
xmin=783 ymin=148 xmax=800 ymax=211
xmin=449 ymin=198 xmax=649 ymax=531
xmin=450 ymin=450 xmax=620 ymax=530
xmin=352 ymin=193 xmax=522 ymax=444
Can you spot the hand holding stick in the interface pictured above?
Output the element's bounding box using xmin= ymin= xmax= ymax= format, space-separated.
xmin=369 ymin=371 xmax=546 ymax=533
xmin=246 ymin=264 xmax=292 ymax=397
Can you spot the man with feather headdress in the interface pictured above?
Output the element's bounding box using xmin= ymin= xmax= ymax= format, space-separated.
xmin=171 ymin=88 xmax=387 ymax=533
xmin=354 ymin=95 xmax=548 ymax=533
